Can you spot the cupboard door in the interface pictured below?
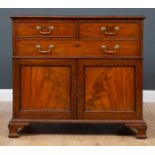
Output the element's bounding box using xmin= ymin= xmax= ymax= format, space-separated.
xmin=78 ymin=59 xmax=142 ymax=120
xmin=13 ymin=59 xmax=77 ymax=119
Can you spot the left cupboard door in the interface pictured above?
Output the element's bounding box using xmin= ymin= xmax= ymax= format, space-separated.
xmin=13 ymin=59 xmax=77 ymax=120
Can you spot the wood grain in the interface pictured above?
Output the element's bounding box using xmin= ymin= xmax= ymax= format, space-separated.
xmin=21 ymin=66 xmax=70 ymax=111
xmin=15 ymin=22 xmax=77 ymax=37
xmin=13 ymin=58 xmax=77 ymax=119
xmin=85 ymin=67 xmax=135 ymax=111
xmin=15 ymin=40 xmax=140 ymax=57
xmin=11 ymin=15 xmax=145 ymax=19
xmin=77 ymin=59 xmax=142 ymax=120
xmin=10 ymin=16 xmax=146 ymax=138
xmin=80 ymin=23 xmax=140 ymax=39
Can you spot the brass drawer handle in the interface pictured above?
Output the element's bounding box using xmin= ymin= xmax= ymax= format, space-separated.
xmin=35 ymin=44 xmax=55 ymax=53
xmin=101 ymin=26 xmax=120 ymax=35
xmin=101 ymin=45 xmax=120 ymax=53
xmin=35 ymin=26 xmax=55 ymax=35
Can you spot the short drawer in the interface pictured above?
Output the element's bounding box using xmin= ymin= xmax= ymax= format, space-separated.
xmin=15 ymin=40 xmax=79 ymax=56
xmin=15 ymin=40 xmax=140 ymax=57
xmin=79 ymin=23 xmax=140 ymax=39
xmin=15 ymin=22 xmax=77 ymax=37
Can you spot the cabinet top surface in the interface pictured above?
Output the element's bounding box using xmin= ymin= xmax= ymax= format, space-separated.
xmin=10 ymin=15 xmax=145 ymax=20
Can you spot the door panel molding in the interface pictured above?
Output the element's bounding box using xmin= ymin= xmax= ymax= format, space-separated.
xmin=13 ymin=58 xmax=77 ymax=119
xmin=77 ymin=59 xmax=142 ymax=120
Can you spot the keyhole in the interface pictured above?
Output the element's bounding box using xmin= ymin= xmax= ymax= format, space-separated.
xmin=75 ymin=43 xmax=80 ymax=47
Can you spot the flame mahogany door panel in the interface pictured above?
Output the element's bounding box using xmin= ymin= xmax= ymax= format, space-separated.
xmin=13 ymin=59 xmax=77 ymax=119
xmin=78 ymin=59 xmax=142 ymax=120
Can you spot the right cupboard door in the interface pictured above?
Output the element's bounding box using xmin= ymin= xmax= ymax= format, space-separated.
xmin=78 ymin=59 xmax=142 ymax=120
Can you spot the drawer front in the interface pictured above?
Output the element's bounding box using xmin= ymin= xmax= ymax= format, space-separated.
xmin=15 ymin=40 xmax=79 ymax=56
xmin=79 ymin=23 xmax=140 ymax=39
xmin=15 ymin=40 xmax=140 ymax=57
xmin=79 ymin=41 xmax=140 ymax=56
xmin=15 ymin=22 xmax=77 ymax=37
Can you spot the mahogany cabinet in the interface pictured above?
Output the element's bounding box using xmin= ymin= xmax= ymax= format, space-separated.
xmin=9 ymin=16 xmax=147 ymax=138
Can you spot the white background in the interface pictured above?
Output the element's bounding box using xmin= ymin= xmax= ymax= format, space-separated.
xmin=0 ymin=0 xmax=155 ymax=8
xmin=0 ymin=0 xmax=155 ymax=153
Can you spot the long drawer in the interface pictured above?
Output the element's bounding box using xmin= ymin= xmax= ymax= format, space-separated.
xmin=15 ymin=40 xmax=141 ymax=56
